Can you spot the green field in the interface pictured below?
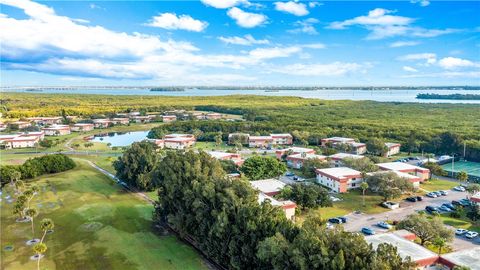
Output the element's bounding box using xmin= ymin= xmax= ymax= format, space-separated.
xmin=0 ymin=160 xmax=207 ymax=270
xmin=420 ymin=179 xmax=459 ymax=192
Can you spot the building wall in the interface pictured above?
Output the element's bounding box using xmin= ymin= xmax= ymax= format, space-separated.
xmin=283 ymin=207 xmax=296 ymax=220
xmin=386 ymin=146 xmax=401 ymax=157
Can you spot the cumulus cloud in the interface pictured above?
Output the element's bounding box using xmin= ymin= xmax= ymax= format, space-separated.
xmin=227 ymin=7 xmax=267 ymax=28
xmin=218 ymin=34 xmax=269 ymax=45
xmin=288 ymin=18 xmax=319 ymax=35
xmin=401 ymin=71 xmax=480 ymax=79
xmin=200 ymin=0 xmax=248 ymax=9
xmin=410 ymin=0 xmax=430 ymax=7
xmin=274 ymin=1 xmax=309 ymax=16
xmin=397 ymin=53 xmax=437 ymax=65
xmin=328 ymin=8 xmax=458 ymax=39
xmin=271 ymin=62 xmax=369 ymax=76
xmin=389 ymin=41 xmax=420 ymax=47
xmin=437 ymin=57 xmax=480 ymax=70
xmin=146 ymin=13 xmax=208 ymax=32
xmin=402 ymin=66 xmax=418 ymax=72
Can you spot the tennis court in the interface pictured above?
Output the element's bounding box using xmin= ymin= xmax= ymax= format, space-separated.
xmin=442 ymin=160 xmax=480 ymax=182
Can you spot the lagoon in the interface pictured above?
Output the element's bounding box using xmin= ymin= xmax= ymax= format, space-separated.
xmin=90 ymin=131 xmax=149 ymax=147
xmin=3 ymin=88 xmax=480 ymax=103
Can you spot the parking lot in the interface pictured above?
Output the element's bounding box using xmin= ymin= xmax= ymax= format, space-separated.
xmin=341 ymin=189 xmax=479 ymax=250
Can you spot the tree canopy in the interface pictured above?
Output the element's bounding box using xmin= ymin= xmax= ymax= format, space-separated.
xmin=397 ymin=213 xmax=453 ymax=245
xmin=240 ymin=155 xmax=287 ymax=180
xmin=366 ymin=172 xmax=414 ymax=201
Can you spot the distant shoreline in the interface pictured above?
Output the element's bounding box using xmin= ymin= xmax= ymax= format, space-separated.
xmin=416 ymin=93 xmax=480 ymax=100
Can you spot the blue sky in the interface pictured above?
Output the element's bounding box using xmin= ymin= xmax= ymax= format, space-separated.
xmin=1 ymin=0 xmax=479 ymax=86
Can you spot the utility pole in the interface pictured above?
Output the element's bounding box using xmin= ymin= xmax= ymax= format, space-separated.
xmin=451 ymin=154 xmax=455 ymax=178
xmin=463 ymin=141 xmax=466 ymax=160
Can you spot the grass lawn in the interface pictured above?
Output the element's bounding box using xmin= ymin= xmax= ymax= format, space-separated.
xmin=193 ymin=142 xmax=234 ymax=151
xmin=0 ymin=160 xmax=207 ymax=270
xmin=420 ymin=179 xmax=458 ymax=192
xmin=439 ymin=214 xmax=480 ymax=233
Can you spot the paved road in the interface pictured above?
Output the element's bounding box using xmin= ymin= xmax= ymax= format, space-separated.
xmin=341 ymin=189 xmax=479 ymax=250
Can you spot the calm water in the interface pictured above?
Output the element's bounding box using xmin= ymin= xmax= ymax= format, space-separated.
xmin=3 ymin=88 xmax=480 ymax=103
xmin=91 ymin=131 xmax=149 ymax=147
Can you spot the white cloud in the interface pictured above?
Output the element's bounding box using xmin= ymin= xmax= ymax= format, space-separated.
xmin=89 ymin=3 xmax=104 ymax=10
xmin=308 ymin=2 xmax=323 ymax=8
xmin=328 ymin=8 xmax=458 ymax=39
xmin=272 ymin=62 xmax=369 ymax=76
xmin=389 ymin=41 xmax=420 ymax=47
xmin=274 ymin=1 xmax=309 ymax=16
xmin=227 ymin=7 xmax=267 ymax=28
xmin=437 ymin=57 xmax=480 ymax=70
xmin=401 ymin=71 xmax=480 ymax=79
xmin=200 ymin=0 xmax=248 ymax=9
xmin=146 ymin=13 xmax=208 ymax=32
xmin=402 ymin=66 xmax=418 ymax=72
xmin=398 ymin=53 xmax=437 ymax=65
xmin=410 ymin=0 xmax=430 ymax=7
xmin=248 ymin=46 xmax=302 ymax=60
xmin=218 ymin=34 xmax=269 ymax=46
xmin=288 ymin=18 xmax=319 ymax=35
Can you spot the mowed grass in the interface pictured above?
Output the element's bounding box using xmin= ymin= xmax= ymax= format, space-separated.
xmin=0 ymin=160 xmax=207 ymax=270
xmin=420 ymin=179 xmax=458 ymax=192
xmin=439 ymin=214 xmax=480 ymax=233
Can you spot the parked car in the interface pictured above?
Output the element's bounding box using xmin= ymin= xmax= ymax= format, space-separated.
xmin=361 ymin=227 xmax=376 ymax=235
xmin=426 ymin=192 xmax=437 ymax=198
xmin=433 ymin=191 xmax=443 ymax=197
xmin=381 ymin=201 xmax=400 ymax=209
xmin=337 ymin=217 xmax=347 ymax=223
xmin=452 ymin=200 xmax=462 ymax=207
xmin=453 ymin=186 xmax=466 ymax=192
xmin=416 ymin=196 xmax=423 ymax=201
xmin=465 ymin=231 xmax=479 ymax=239
xmin=285 ymin=172 xmax=295 ymax=177
xmin=377 ymin=221 xmax=392 ymax=229
xmin=442 ymin=203 xmax=455 ymax=210
xmin=406 ymin=197 xmax=417 ymax=202
xmin=439 ymin=190 xmax=448 ymax=196
xmin=455 ymin=229 xmax=468 ymax=235
xmin=328 ymin=218 xmax=342 ymax=224
xmin=439 ymin=205 xmax=452 ymax=212
xmin=425 ymin=206 xmax=439 ymax=214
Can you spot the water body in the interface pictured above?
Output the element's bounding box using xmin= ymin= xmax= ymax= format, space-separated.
xmin=3 ymin=88 xmax=480 ymax=103
xmin=91 ymin=131 xmax=149 ymax=147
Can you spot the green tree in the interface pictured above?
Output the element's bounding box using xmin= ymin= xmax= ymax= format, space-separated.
xmin=342 ymin=157 xmax=378 ymax=173
xmin=277 ymin=184 xmax=332 ymax=209
xmin=397 ymin=213 xmax=453 ymax=245
xmin=113 ymin=141 xmax=158 ymax=191
xmin=32 ymin=243 xmax=47 ymax=270
xmin=432 ymin=237 xmax=447 ymax=255
xmin=240 ymin=156 xmax=287 ymax=180
xmin=466 ymin=204 xmax=480 ymax=222
xmin=366 ymin=172 xmax=414 ymax=201
xmin=25 ymin=208 xmax=39 ymax=241
xmin=456 ymin=171 xmax=468 ymax=183
xmin=219 ymin=159 xmax=237 ymax=174
xmin=39 ymin=218 xmax=54 ymax=244
xmin=367 ymin=138 xmax=388 ymax=156
xmin=466 ymin=183 xmax=480 ymax=197
xmin=422 ymin=162 xmax=446 ymax=179
xmin=300 ymin=158 xmax=330 ymax=178
xmin=0 ymin=165 xmax=22 ymax=188
xmin=214 ymin=132 xmax=223 ymax=146
xmin=360 ymin=181 xmax=369 ymax=207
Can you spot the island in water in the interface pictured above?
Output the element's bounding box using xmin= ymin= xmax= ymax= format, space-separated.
xmin=416 ymin=93 xmax=480 ymax=100
xmin=150 ymin=87 xmax=185 ymax=92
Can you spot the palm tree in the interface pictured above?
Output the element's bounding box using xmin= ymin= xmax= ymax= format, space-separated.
xmin=360 ymin=181 xmax=369 ymax=207
xmin=432 ymin=237 xmax=447 ymax=255
xmin=25 ymin=208 xmax=38 ymax=242
xmin=24 ymin=185 xmax=39 ymax=208
xmin=15 ymin=179 xmax=26 ymax=194
xmin=39 ymin=218 xmax=54 ymax=244
xmin=32 ymin=243 xmax=47 ymax=270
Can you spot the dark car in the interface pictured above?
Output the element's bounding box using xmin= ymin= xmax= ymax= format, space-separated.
xmin=416 ymin=196 xmax=423 ymax=201
xmin=442 ymin=203 xmax=455 ymax=210
xmin=328 ymin=218 xmax=342 ymax=224
xmin=452 ymin=200 xmax=462 ymax=206
xmin=361 ymin=227 xmax=376 ymax=235
xmin=338 ymin=217 xmax=347 ymax=223
xmin=406 ymin=197 xmax=417 ymax=202
xmin=425 ymin=206 xmax=439 ymax=214
xmin=459 ymin=199 xmax=472 ymax=206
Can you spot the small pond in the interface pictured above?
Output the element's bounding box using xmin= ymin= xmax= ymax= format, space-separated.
xmin=90 ymin=131 xmax=149 ymax=147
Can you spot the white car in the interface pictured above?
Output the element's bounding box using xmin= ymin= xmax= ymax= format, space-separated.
xmin=465 ymin=231 xmax=479 ymax=239
xmin=455 ymin=229 xmax=468 ymax=235
xmin=453 ymin=186 xmax=466 ymax=192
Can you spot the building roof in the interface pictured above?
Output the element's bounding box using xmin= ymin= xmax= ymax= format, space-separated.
xmin=316 ymin=167 xmax=361 ymax=180
xmin=270 ymin=133 xmax=292 ymax=138
xmin=257 ymin=193 xmax=296 ymax=209
xmin=441 ymin=247 xmax=480 ymax=270
xmin=165 ymin=137 xmax=195 ymax=142
xmin=42 ymin=125 xmax=70 ymax=130
xmin=249 ymin=136 xmax=273 ymax=141
xmin=287 ymin=153 xmax=327 ymax=161
xmin=250 ymin=179 xmax=286 ymax=194
xmin=329 ymin=153 xmax=364 ymax=160
xmin=162 ymin=115 xmax=177 ymax=118
xmin=277 ymin=147 xmax=315 ymax=154
xmin=385 ymin=142 xmax=401 ymax=148
xmin=368 ymin=170 xmax=421 ymax=182
xmin=8 ymin=136 xmax=38 ymax=142
xmin=322 ymin=137 xmax=355 ymax=143
xmin=377 ymin=162 xmax=429 ymax=172
xmin=350 ymin=142 xmax=366 ymax=147
xmin=208 ymin=151 xmax=238 ymax=159
xmin=365 ymin=233 xmax=438 ymax=265
xmin=74 ymin=123 xmax=94 ymax=126
xmin=471 ymin=192 xmax=480 ymax=203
